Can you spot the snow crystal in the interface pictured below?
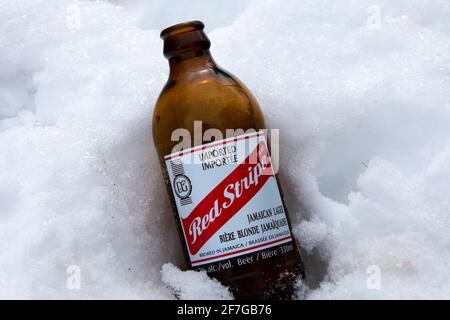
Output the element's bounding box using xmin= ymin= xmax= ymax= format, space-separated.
xmin=1 ymin=0 xmax=450 ymax=299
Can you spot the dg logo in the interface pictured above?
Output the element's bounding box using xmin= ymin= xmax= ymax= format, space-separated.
xmin=173 ymin=174 xmax=192 ymax=199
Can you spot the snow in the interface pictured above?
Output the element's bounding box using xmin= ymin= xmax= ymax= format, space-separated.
xmin=161 ymin=263 xmax=233 ymax=300
xmin=0 ymin=0 xmax=450 ymax=299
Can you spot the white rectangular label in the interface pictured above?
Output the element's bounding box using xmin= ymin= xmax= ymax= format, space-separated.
xmin=165 ymin=131 xmax=292 ymax=267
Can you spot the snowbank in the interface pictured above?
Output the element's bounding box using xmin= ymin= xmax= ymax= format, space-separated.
xmin=0 ymin=0 xmax=449 ymax=299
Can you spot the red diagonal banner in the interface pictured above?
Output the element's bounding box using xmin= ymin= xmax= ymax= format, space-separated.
xmin=182 ymin=141 xmax=274 ymax=255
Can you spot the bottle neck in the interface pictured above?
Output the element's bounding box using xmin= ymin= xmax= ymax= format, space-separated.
xmin=168 ymin=50 xmax=216 ymax=79
xmin=161 ymin=21 xmax=215 ymax=79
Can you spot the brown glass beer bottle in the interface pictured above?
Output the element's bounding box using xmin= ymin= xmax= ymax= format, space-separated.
xmin=153 ymin=21 xmax=304 ymax=299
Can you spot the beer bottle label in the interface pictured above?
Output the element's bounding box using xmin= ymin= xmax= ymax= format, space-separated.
xmin=165 ymin=131 xmax=293 ymax=268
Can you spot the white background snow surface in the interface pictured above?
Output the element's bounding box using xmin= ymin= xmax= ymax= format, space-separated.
xmin=0 ymin=0 xmax=450 ymax=299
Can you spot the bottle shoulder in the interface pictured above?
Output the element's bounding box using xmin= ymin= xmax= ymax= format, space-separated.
xmin=159 ymin=66 xmax=244 ymax=96
xmin=153 ymin=66 xmax=266 ymax=157
xmin=155 ymin=66 xmax=261 ymax=116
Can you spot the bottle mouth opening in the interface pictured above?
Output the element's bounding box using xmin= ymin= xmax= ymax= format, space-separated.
xmin=160 ymin=21 xmax=205 ymax=40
